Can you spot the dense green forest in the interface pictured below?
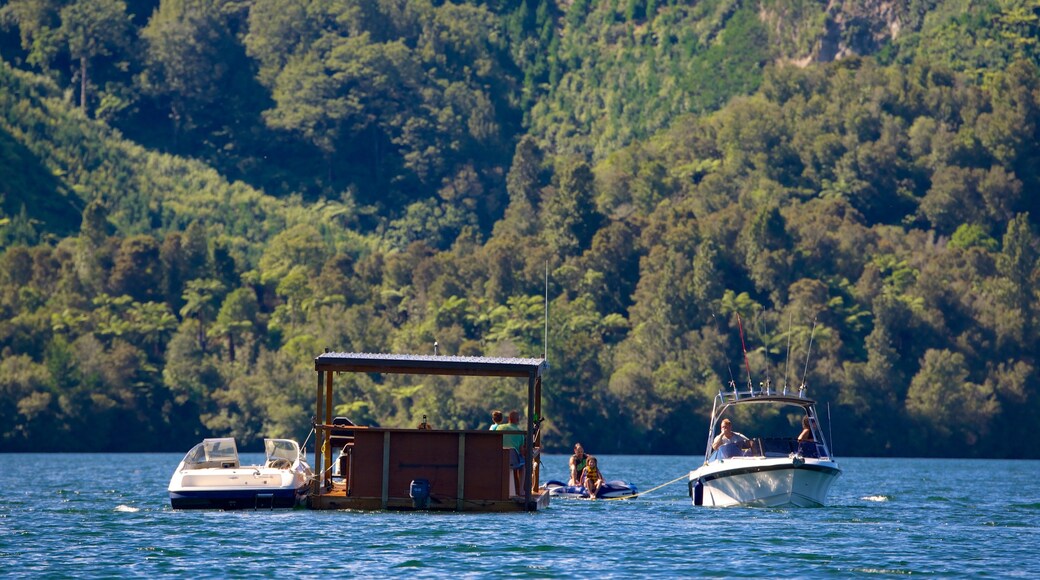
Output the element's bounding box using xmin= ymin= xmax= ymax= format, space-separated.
xmin=1 ymin=0 xmax=1039 ymax=458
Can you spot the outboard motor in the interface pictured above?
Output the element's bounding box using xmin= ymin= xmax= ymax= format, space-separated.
xmin=409 ymin=479 xmax=431 ymax=509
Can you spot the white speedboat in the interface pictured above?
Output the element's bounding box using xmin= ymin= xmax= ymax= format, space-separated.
xmin=689 ymin=386 xmax=841 ymax=507
xmin=169 ymin=438 xmax=313 ymax=509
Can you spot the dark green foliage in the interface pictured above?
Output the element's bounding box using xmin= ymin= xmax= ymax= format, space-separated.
xmin=0 ymin=119 xmax=81 ymax=244
xmin=2 ymin=1 xmax=1040 ymax=458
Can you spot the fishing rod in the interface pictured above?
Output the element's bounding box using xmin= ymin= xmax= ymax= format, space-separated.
xmin=756 ymin=314 xmax=772 ymax=394
xmin=737 ymin=313 xmax=753 ymax=393
xmin=711 ymin=312 xmax=738 ymax=392
xmin=799 ymin=317 xmax=818 ymax=393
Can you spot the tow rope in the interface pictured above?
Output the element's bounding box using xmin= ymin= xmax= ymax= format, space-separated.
xmin=601 ymin=472 xmax=690 ymax=501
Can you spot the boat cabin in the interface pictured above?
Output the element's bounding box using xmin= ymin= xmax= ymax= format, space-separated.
xmin=308 ymin=351 xmax=550 ymax=512
xmin=702 ymin=385 xmax=834 ymax=463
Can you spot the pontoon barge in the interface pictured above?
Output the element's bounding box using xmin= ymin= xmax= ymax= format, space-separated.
xmin=308 ymin=351 xmax=550 ymax=512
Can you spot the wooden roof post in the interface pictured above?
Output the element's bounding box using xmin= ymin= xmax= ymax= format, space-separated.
xmin=324 ymin=366 xmax=334 ymax=485
xmin=314 ymin=368 xmax=324 ymax=496
xmin=524 ymin=370 xmax=535 ymax=507
xmin=533 ymin=372 xmax=542 ymax=492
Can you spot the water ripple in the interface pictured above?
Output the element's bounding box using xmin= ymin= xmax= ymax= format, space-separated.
xmin=1 ymin=455 xmax=1039 ymax=577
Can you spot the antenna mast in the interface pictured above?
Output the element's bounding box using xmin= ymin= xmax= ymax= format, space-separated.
xmin=783 ymin=310 xmax=793 ymax=395
xmin=544 ymin=261 xmax=549 ymax=361
xmin=737 ymin=313 xmax=753 ymax=393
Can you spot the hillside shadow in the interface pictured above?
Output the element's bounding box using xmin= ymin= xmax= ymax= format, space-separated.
xmin=0 ymin=125 xmax=82 ymax=238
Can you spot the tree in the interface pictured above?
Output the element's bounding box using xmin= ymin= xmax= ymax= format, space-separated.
xmin=178 ymin=278 xmax=224 ymax=353
xmin=542 ymin=157 xmax=600 ymax=257
xmin=139 ymin=0 xmax=232 ymax=143
xmin=109 ymin=234 xmax=161 ymax=302
xmin=210 ymin=287 xmax=258 ymax=363
xmin=258 ymin=223 xmax=328 ymax=285
xmin=181 ymin=221 xmax=211 ymax=281
xmin=0 ymin=0 xmax=64 ymax=70
xmin=906 ymin=349 xmax=998 ymax=447
xmin=496 ymin=135 xmax=544 ymax=238
xmin=58 ymin=0 xmax=130 ymax=112
xmin=273 ymin=265 xmax=313 ymax=332
xmin=743 ymin=204 xmax=793 ymax=304
xmin=996 ymin=212 xmax=1039 ymax=343
xmin=126 ymin=300 xmax=177 ymax=360
xmin=80 ymin=198 xmax=112 ymax=247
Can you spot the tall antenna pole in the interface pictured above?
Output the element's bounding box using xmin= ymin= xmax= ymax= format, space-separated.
xmin=783 ymin=309 xmax=793 ymax=395
xmin=758 ymin=316 xmax=772 ymax=394
xmin=544 ymin=261 xmax=549 ymax=361
xmin=737 ymin=313 xmax=753 ymax=392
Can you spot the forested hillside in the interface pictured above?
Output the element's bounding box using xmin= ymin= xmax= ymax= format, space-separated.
xmin=2 ymin=0 xmax=1039 ymax=457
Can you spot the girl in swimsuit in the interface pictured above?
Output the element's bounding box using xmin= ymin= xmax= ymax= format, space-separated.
xmin=580 ymin=456 xmax=604 ymax=498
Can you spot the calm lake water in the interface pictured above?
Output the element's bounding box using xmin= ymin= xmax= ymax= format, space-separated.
xmin=0 ymin=454 xmax=1037 ymax=577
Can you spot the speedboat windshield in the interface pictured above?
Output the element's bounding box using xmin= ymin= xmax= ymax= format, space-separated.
xmin=203 ymin=438 xmax=239 ymax=462
xmin=181 ymin=438 xmax=240 ymax=468
xmin=265 ymin=439 xmax=301 ymax=463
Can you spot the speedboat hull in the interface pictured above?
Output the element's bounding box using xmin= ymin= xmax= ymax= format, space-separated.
xmin=690 ymin=458 xmax=840 ymax=507
xmin=170 ymin=486 xmax=307 ymax=510
xmin=169 ymin=438 xmax=313 ymax=510
xmin=169 ymin=468 xmax=311 ymax=509
xmin=541 ymin=480 xmax=638 ymax=500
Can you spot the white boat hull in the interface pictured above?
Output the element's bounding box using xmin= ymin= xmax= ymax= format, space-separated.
xmin=689 ymin=458 xmax=841 ymax=507
xmin=169 ymin=438 xmax=313 ymax=510
xmin=169 ymin=467 xmax=311 ymax=509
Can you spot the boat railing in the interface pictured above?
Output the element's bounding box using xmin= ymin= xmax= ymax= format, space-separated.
xmin=717 ymin=386 xmax=814 ymax=405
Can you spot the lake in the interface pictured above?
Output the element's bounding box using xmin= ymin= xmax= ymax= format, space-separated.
xmin=1 ymin=454 xmax=1037 ymax=577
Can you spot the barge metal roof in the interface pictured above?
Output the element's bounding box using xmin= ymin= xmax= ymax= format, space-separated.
xmin=314 ymin=351 xmax=548 ymax=377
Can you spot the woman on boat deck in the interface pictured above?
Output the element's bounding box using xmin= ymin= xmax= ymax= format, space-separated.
xmin=797 ymin=416 xmax=819 ymax=457
xmin=797 ymin=416 xmax=814 ymax=443
xmin=580 ymin=456 xmax=604 ymax=498
xmin=569 ymin=443 xmax=588 ymax=486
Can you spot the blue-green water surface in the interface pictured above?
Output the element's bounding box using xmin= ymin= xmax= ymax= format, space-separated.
xmin=1 ymin=454 xmax=1037 ymax=577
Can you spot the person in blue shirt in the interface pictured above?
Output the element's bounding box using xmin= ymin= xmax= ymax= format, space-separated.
xmin=489 ymin=409 xmax=504 ymax=430
xmin=712 ymin=418 xmax=750 ymax=458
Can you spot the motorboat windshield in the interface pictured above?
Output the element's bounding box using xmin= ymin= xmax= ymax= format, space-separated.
xmin=264 ymin=439 xmax=302 ymax=464
xmin=183 ymin=438 xmax=240 ymax=469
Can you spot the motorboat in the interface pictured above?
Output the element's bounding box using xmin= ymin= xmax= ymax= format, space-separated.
xmin=541 ymin=479 xmax=638 ymax=500
xmin=169 ymin=438 xmax=313 ymax=509
xmin=688 ymin=385 xmax=841 ymax=507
